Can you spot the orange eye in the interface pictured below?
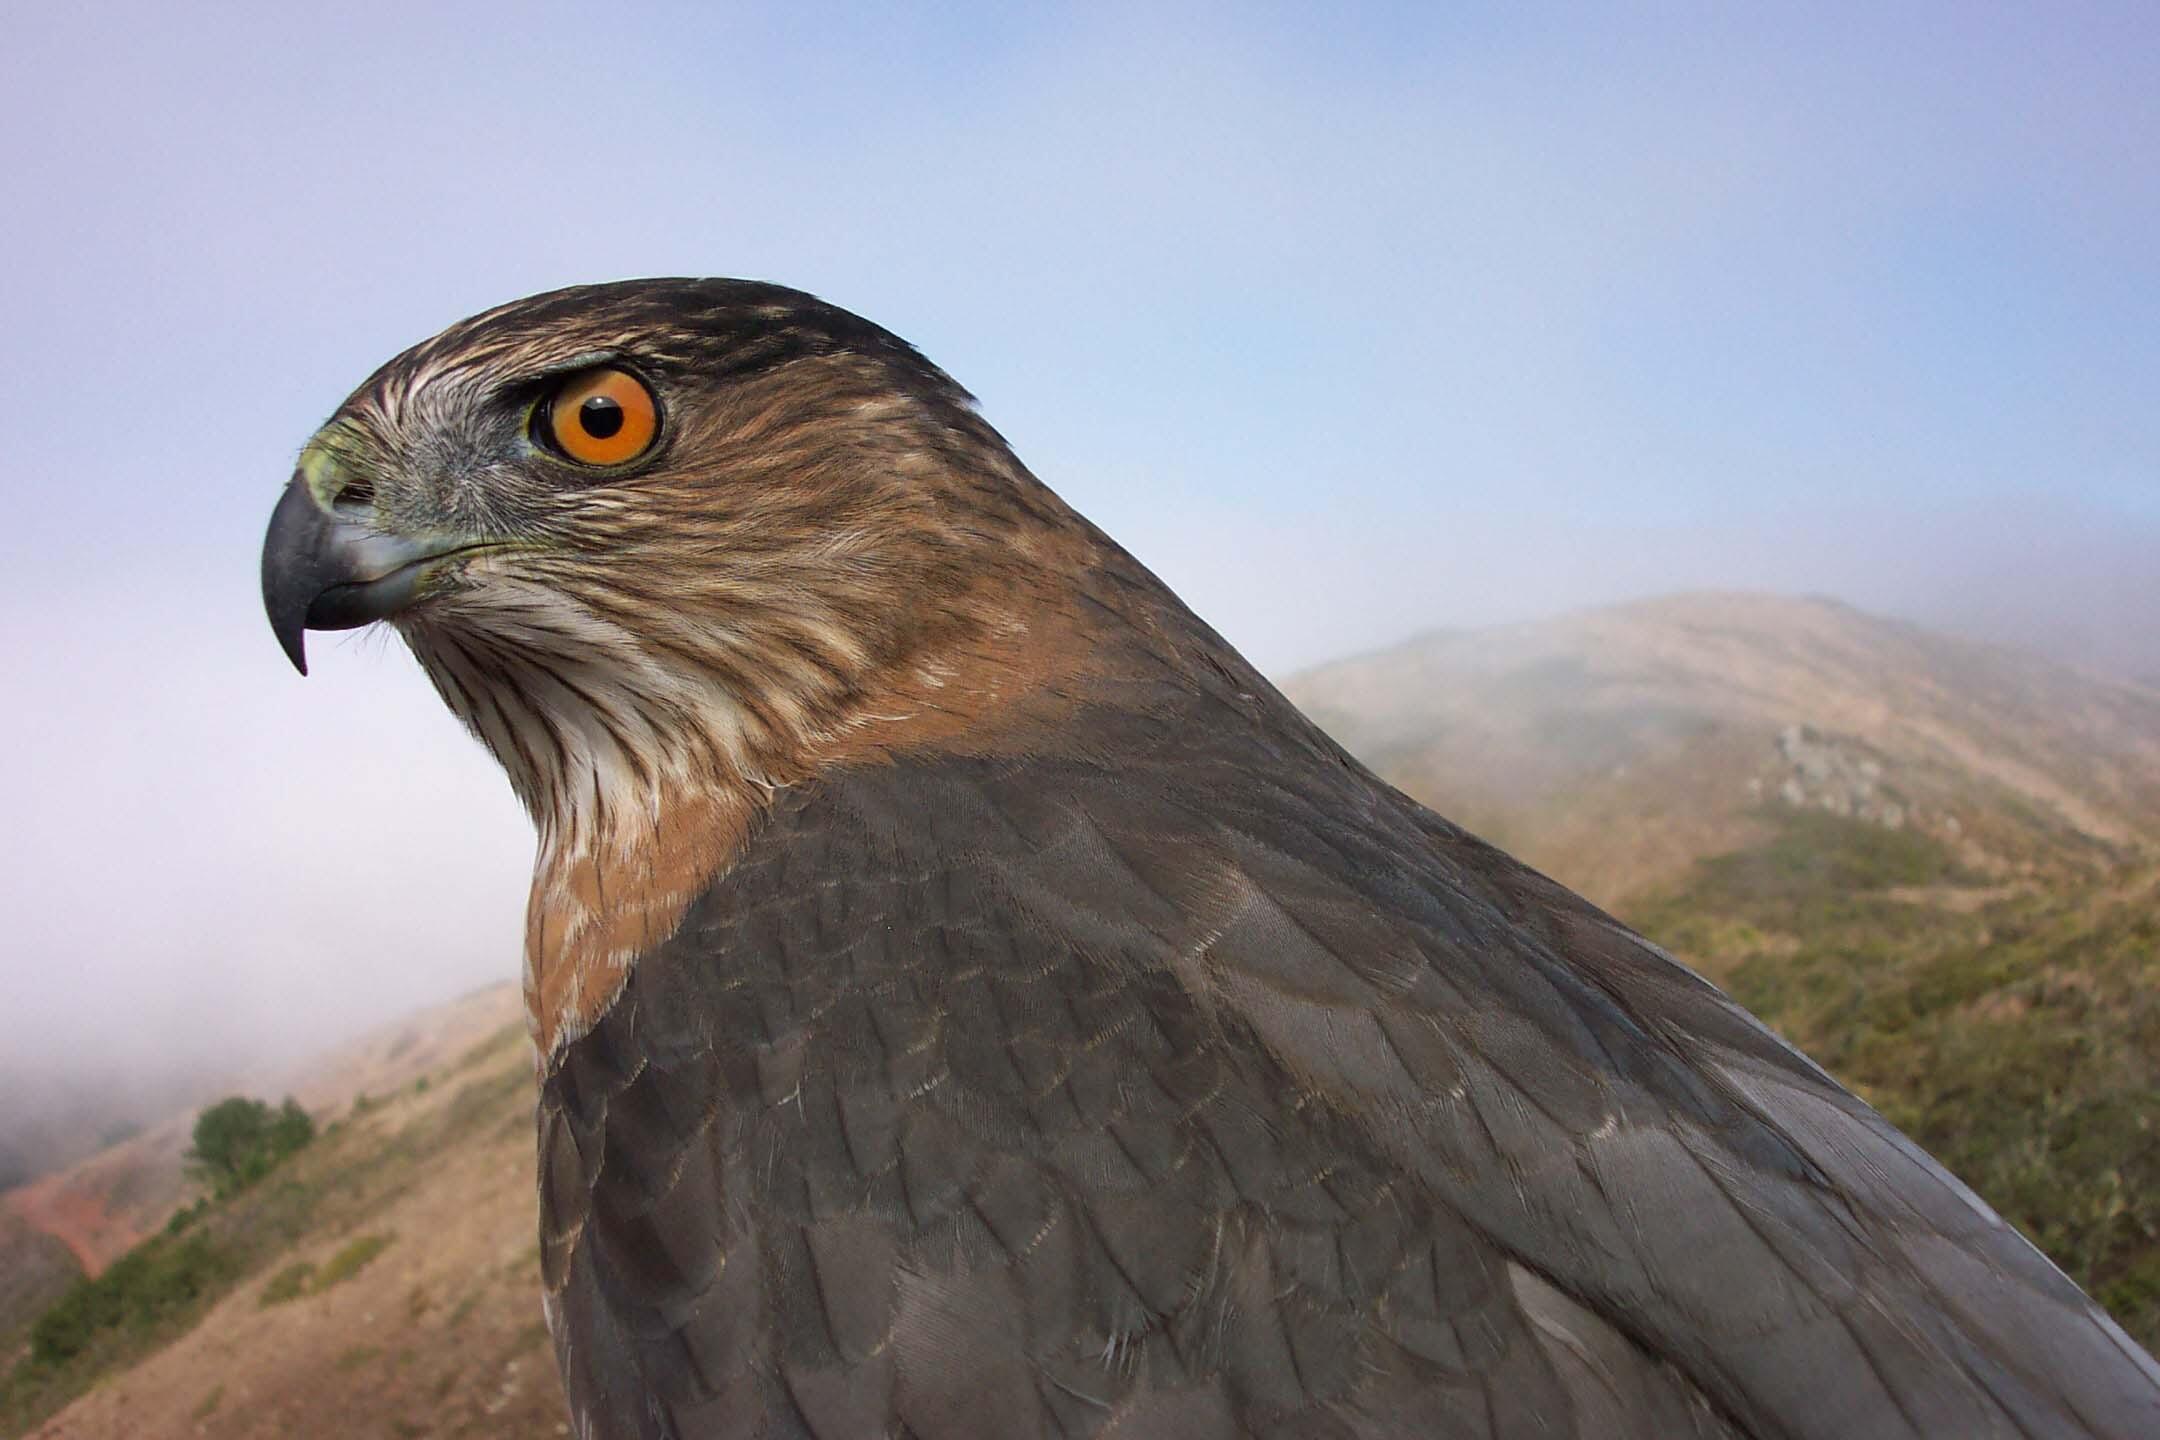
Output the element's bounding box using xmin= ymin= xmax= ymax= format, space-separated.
xmin=541 ymin=367 xmax=659 ymax=467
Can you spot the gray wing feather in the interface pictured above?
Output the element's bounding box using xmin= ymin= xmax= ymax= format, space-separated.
xmin=538 ymin=659 xmax=2160 ymax=1438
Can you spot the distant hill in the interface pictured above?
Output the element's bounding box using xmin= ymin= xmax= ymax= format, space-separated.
xmin=9 ymin=592 xmax=2158 ymax=1436
xmin=1285 ymin=592 xmax=2160 ymax=906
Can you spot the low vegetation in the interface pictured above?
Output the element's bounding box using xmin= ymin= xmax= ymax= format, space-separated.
xmin=315 ymin=1232 xmax=395 ymax=1291
xmin=27 ymin=1233 xmax=237 ymax=1366
xmin=1633 ymin=810 xmax=2160 ymax=1347
xmin=258 ymin=1260 xmax=315 ymax=1307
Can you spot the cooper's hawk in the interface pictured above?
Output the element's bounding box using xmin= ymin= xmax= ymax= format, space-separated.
xmin=262 ymin=280 xmax=2160 ymax=1438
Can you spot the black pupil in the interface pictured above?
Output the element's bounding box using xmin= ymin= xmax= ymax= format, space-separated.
xmin=578 ymin=395 xmax=626 ymax=439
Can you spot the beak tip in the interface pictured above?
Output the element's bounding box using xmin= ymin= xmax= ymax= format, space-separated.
xmin=277 ymin=625 xmax=310 ymax=676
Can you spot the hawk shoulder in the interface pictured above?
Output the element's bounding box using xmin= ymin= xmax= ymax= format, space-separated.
xmin=539 ymin=663 xmax=2159 ymax=1439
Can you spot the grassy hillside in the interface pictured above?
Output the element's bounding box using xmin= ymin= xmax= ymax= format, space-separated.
xmin=0 ymin=981 xmax=524 ymax=1366
xmin=1629 ymin=811 xmax=2160 ymax=1346
xmin=1286 ymin=592 xmax=2160 ymax=903
xmin=3 ymin=1022 xmax=565 ymax=1440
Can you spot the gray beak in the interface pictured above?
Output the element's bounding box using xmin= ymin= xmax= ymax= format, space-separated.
xmin=260 ymin=469 xmax=469 ymax=675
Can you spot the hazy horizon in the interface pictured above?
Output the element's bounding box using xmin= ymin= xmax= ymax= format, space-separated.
xmin=2 ymin=4 xmax=2155 ymax=1129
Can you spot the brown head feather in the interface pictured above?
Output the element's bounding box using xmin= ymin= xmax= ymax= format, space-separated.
xmin=315 ymin=280 xmax=1147 ymax=1053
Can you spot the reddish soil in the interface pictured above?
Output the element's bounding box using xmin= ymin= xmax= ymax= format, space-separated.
xmin=0 ymin=1181 xmax=137 ymax=1280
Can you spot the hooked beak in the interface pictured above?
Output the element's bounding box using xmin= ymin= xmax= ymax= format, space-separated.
xmin=260 ymin=454 xmax=480 ymax=675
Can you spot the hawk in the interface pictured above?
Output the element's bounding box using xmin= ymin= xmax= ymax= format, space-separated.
xmin=261 ymin=281 xmax=2160 ymax=1439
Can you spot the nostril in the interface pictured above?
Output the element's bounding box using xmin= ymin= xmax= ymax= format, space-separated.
xmin=331 ymin=476 xmax=376 ymax=514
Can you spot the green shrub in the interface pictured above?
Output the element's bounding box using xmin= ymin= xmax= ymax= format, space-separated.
xmin=187 ymin=1097 xmax=315 ymax=1197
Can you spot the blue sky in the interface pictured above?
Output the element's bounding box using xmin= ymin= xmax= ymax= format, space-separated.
xmin=1 ymin=2 xmax=2154 ymax=1081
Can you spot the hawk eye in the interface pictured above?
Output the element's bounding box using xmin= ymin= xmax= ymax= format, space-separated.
xmin=537 ymin=367 xmax=658 ymax=467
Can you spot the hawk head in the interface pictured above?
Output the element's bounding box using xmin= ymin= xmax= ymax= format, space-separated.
xmin=262 ymin=279 xmax=1111 ymax=1047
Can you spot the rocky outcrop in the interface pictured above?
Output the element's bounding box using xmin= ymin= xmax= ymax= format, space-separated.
xmin=1755 ymin=724 xmax=1910 ymax=829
